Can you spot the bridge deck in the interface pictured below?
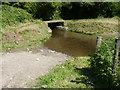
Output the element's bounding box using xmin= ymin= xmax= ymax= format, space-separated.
xmin=44 ymin=20 xmax=66 ymax=30
xmin=45 ymin=20 xmax=65 ymax=24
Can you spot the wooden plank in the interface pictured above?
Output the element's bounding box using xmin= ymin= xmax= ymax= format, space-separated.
xmin=112 ymin=39 xmax=120 ymax=74
xmin=96 ymin=36 xmax=102 ymax=52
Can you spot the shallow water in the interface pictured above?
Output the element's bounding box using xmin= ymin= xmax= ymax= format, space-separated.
xmin=44 ymin=30 xmax=97 ymax=56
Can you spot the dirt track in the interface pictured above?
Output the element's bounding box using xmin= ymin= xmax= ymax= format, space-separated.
xmin=1 ymin=48 xmax=70 ymax=88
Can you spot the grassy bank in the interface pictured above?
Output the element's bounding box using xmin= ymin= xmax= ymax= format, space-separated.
xmin=34 ymin=35 xmax=120 ymax=88
xmin=2 ymin=20 xmax=51 ymax=52
xmin=1 ymin=5 xmax=51 ymax=52
xmin=33 ymin=18 xmax=119 ymax=88
xmin=66 ymin=18 xmax=118 ymax=35
xmin=1 ymin=5 xmax=33 ymax=28
xmin=34 ymin=57 xmax=106 ymax=88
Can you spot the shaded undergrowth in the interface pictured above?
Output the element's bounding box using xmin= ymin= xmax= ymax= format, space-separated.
xmin=73 ymin=67 xmax=110 ymax=88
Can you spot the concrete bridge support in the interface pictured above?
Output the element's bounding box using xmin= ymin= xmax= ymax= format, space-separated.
xmin=45 ymin=20 xmax=67 ymax=30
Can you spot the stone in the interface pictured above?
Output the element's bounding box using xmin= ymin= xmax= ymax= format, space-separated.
xmin=36 ymin=58 xmax=40 ymax=61
xmin=49 ymin=50 xmax=55 ymax=53
xmin=27 ymin=48 xmax=30 ymax=51
xmin=55 ymin=26 xmax=68 ymax=31
xmin=48 ymin=29 xmax=52 ymax=33
xmin=40 ymin=50 xmax=43 ymax=52
xmin=41 ymin=85 xmax=47 ymax=88
xmin=28 ymin=51 xmax=32 ymax=53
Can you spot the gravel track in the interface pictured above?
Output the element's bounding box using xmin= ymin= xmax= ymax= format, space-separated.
xmin=0 ymin=48 xmax=70 ymax=88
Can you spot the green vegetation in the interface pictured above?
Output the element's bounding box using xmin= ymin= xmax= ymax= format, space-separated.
xmin=2 ymin=20 xmax=51 ymax=52
xmin=60 ymin=2 xmax=120 ymax=20
xmin=1 ymin=2 xmax=119 ymax=88
xmin=1 ymin=5 xmax=33 ymax=28
xmin=66 ymin=18 xmax=118 ymax=35
xmin=1 ymin=5 xmax=51 ymax=52
xmin=89 ymin=36 xmax=120 ymax=88
xmin=2 ymin=2 xmax=120 ymax=20
xmin=35 ymin=57 xmax=94 ymax=88
xmin=34 ymin=36 xmax=120 ymax=88
xmin=25 ymin=2 xmax=62 ymax=20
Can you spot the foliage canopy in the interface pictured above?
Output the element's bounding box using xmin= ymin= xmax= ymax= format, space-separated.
xmin=2 ymin=2 xmax=120 ymax=20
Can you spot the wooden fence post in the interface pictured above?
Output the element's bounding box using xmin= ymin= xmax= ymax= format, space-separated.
xmin=96 ymin=36 xmax=102 ymax=52
xmin=112 ymin=39 xmax=120 ymax=74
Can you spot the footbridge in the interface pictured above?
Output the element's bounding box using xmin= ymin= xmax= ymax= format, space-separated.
xmin=45 ymin=20 xmax=67 ymax=30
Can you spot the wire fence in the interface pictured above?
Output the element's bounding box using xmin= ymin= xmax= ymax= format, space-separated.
xmin=96 ymin=37 xmax=120 ymax=52
xmin=96 ymin=36 xmax=120 ymax=74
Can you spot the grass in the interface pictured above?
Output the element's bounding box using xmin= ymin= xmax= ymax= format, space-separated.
xmin=1 ymin=5 xmax=51 ymax=52
xmin=2 ymin=20 xmax=51 ymax=52
xmin=66 ymin=18 xmax=118 ymax=35
xmin=34 ymin=37 xmax=119 ymax=88
xmin=34 ymin=57 xmax=106 ymax=88
xmin=1 ymin=5 xmax=33 ymax=28
xmin=2 ymin=5 xmax=119 ymax=88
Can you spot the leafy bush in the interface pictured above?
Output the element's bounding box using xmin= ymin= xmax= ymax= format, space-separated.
xmin=2 ymin=2 xmax=119 ymax=20
xmin=89 ymin=37 xmax=120 ymax=88
xmin=2 ymin=2 xmax=27 ymax=9
xmin=25 ymin=2 xmax=62 ymax=20
xmin=60 ymin=2 xmax=120 ymax=19
xmin=1 ymin=5 xmax=33 ymax=27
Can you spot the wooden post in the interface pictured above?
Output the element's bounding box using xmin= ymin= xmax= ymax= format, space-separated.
xmin=112 ymin=39 xmax=120 ymax=74
xmin=96 ymin=36 xmax=102 ymax=52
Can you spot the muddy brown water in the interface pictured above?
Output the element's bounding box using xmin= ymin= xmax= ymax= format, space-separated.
xmin=44 ymin=30 xmax=97 ymax=57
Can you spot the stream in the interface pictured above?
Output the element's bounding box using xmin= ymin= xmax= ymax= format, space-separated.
xmin=44 ymin=30 xmax=97 ymax=56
